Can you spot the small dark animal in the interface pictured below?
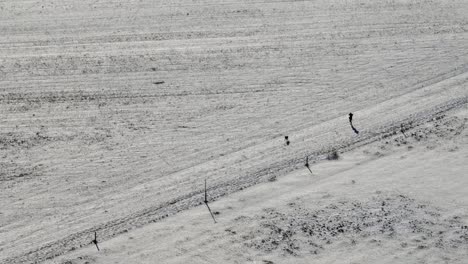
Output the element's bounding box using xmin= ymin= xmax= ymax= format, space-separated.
xmin=153 ymin=81 xmax=165 ymax=85
xmin=284 ymin=136 xmax=290 ymax=146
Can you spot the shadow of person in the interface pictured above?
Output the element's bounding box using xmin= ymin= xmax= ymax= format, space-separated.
xmin=351 ymin=123 xmax=359 ymax=134
xmin=348 ymin=113 xmax=359 ymax=134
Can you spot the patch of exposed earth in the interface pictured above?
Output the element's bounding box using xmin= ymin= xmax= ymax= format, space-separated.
xmin=233 ymin=193 xmax=468 ymax=260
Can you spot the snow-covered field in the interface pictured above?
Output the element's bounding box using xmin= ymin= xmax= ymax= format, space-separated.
xmin=1 ymin=0 xmax=467 ymax=263
xmin=49 ymin=106 xmax=468 ymax=264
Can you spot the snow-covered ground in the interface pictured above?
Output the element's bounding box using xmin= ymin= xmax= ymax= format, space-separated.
xmin=1 ymin=0 xmax=467 ymax=263
xmin=49 ymin=106 xmax=468 ymax=264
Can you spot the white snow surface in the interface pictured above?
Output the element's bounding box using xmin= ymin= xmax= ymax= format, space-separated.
xmin=50 ymin=107 xmax=468 ymax=264
xmin=1 ymin=0 xmax=468 ymax=263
